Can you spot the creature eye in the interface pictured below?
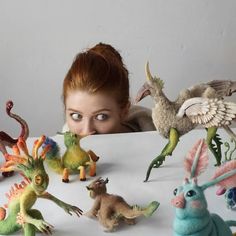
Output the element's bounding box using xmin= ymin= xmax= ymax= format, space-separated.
xmin=173 ymin=188 xmax=178 ymax=196
xmin=34 ymin=175 xmax=43 ymax=185
xmin=186 ymin=190 xmax=196 ymax=197
xmin=71 ymin=113 xmax=82 ymax=121
xmin=95 ymin=113 xmax=109 ymax=121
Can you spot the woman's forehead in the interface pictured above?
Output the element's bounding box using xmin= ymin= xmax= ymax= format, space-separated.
xmin=65 ymin=90 xmax=120 ymax=112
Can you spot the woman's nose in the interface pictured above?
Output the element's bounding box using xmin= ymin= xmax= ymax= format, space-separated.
xmin=81 ymin=120 xmax=96 ymax=136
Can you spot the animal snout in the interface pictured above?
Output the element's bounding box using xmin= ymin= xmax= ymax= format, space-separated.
xmin=171 ymin=193 xmax=185 ymax=208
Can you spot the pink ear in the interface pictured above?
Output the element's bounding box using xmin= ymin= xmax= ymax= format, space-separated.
xmin=184 ymin=139 xmax=208 ymax=178
xmin=212 ymin=160 xmax=236 ymax=188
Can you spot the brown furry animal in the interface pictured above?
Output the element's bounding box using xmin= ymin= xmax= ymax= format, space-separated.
xmin=85 ymin=178 xmax=159 ymax=232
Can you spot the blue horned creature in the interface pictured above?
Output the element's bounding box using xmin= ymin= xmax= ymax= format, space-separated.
xmin=171 ymin=139 xmax=236 ymax=236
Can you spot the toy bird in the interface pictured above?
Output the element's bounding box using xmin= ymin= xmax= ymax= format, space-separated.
xmin=172 ymin=139 xmax=236 ymax=236
xmin=43 ymin=132 xmax=99 ymax=183
xmin=136 ymin=62 xmax=236 ymax=182
xmin=0 ymin=100 xmax=29 ymax=177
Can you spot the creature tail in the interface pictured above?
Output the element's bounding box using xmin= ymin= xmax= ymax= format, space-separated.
xmin=143 ymin=201 xmax=160 ymax=217
xmin=43 ymin=137 xmax=63 ymax=174
xmin=119 ymin=201 xmax=159 ymax=219
xmin=0 ymin=207 xmax=21 ymax=234
xmin=226 ymin=220 xmax=236 ymax=227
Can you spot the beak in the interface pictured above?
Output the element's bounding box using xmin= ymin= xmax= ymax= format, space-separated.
xmin=135 ymin=62 xmax=153 ymax=103
xmin=135 ymin=83 xmax=151 ymax=103
xmin=86 ymin=186 xmax=91 ymax=191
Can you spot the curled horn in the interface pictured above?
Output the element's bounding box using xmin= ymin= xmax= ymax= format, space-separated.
xmin=145 ymin=62 xmax=153 ymax=82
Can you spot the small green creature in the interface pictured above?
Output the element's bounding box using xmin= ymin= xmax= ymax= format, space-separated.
xmin=43 ymin=132 xmax=99 ymax=183
xmin=0 ymin=136 xmax=83 ymax=235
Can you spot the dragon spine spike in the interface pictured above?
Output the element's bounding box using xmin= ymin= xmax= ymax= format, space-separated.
xmin=184 ymin=139 xmax=208 ymax=179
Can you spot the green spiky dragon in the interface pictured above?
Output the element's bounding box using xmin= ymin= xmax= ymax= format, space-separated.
xmin=43 ymin=132 xmax=99 ymax=183
xmin=0 ymin=135 xmax=83 ymax=235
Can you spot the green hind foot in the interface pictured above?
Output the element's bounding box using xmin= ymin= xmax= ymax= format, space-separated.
xmin=144 ymin=155 xmax=165 ymax=182
xmin=206 ymin=127 xmax=223 ymax=166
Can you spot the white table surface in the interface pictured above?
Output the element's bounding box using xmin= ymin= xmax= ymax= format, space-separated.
xmin=0 ymin=128 xmax=236 ymax=236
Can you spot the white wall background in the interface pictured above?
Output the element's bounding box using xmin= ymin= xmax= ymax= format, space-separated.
xmin=0 ymin=0 xmax=236 ymax=137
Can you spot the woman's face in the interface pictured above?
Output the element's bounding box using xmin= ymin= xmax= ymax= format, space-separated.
xmin=65 ymin=90 xmax=129 ymax=136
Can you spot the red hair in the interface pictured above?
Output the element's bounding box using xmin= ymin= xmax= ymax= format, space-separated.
xmin=63 ymin=43 xmax=129 ymax=108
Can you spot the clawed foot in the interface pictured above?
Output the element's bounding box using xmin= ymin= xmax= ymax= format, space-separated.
xmin=103 ymin=219 xmax=119 ymax=232
xmin=17 ymin=212 xmax=54 ymax=234
xmin=144 ymin=156 xmax=165 ymax=182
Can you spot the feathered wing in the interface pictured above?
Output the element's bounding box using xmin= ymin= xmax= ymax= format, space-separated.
xmin=184 ymin=139 xmax=209 ymax=179
xmin=177 ymin=97 xmax=236 ymax=128
xmin=207 ymin=80 xmax=236 ymax=97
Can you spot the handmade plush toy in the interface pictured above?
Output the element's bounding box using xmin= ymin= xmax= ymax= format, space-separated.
xmin=43 ymin=132 xmax=99 ymax=182
xmin=0 ymin=100 xmax=29 ymax=177
xmin=85 ymin=177 xmax=159 ymax=232
xmin=0 ymin=135 xmax=83 ymax=235
xmin=136 ymin=63 xmax=236 ymax=181
xmin=171 ymin=139 xmax=236 ymax=236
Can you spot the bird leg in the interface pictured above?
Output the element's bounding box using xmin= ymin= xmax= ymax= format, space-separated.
xmin=206 ymin=127 xmax=222 ymax=166
xmin=144 ymin=128 xmax=179 ymax=182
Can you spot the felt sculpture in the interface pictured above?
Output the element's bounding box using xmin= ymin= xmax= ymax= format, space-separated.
xmin=0 ymin=100 xmax=29 ymax=177
xmin=43 ymin=132 xmax=99 ymax=182
xmin=0 ymin=136 xmax=83 ymax=235
xmin=136 ymin=63 xmax=236 ymax=181
xmin=171 ymin=139 xmax=236 ymax=236
xmin=85 ymin=177 xmax=159 ymax=232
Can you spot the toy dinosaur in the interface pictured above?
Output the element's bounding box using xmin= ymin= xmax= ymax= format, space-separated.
xmin=0 ymin=135 xmax=83 ymax=235
xmin=85 ymin=177 xmax=159 ymax=232
xmin=135 ymin=62 xmax=236 ymax=181
xmin=171 ymin=139 xmax=236 ymax=236
xmin=43 ymin=131 xmax=99 ymax=183
xmin=0 ymin=100 xmax=29 ymax=177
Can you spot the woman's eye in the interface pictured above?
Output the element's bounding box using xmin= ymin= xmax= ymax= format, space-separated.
xmin=96 ymin=114 xmax=108 ymax=121
xmin=71 ymin=113 xmax=82 ymax=121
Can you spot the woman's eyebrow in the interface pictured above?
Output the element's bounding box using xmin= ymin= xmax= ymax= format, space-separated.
xmin=67 ymin=108 xmax=81 ymax=113
xmin=92 ymin=108 xmax=111 ymax=114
